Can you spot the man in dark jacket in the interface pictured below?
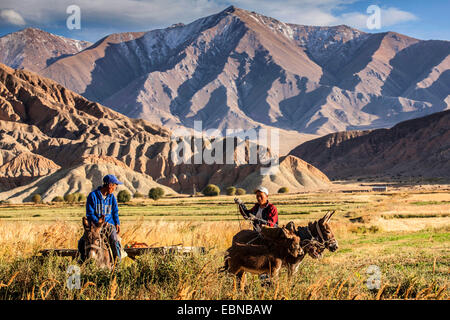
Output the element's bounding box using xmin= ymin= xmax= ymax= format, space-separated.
xmin=78 ymin=174 xmax=123 ymax=262
xmin=234 ymin=186 xmax=278 ymax=231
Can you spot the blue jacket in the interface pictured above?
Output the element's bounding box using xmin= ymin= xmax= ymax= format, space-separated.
xmin=86 ymin=187 xmax=120 ymax=226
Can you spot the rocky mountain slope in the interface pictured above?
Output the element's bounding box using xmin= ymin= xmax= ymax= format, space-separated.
xmin=0 ymin=63 xmax=330 ymax=202
xmin=289 ymin=110 xmax=450 ymax=179
xmin=21 ymin=6 xmax=447 ymax=148
xmin=0 ymin=28 xmax=91 ymax=73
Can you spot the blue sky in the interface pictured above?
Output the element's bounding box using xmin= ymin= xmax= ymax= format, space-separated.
xmin=0 ymin=0 xmax=449 ymax=42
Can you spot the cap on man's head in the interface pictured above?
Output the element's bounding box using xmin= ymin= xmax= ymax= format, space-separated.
xmin=103 ymin=174 xmax=123 ymax=185
xmin=254 ymin=186 xmax=269 ymax=196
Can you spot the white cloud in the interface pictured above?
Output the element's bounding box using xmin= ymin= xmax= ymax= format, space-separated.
xmin=226 ymin=1 xmax=418 ymax=29
xmin=0 ymin=9 xmax=26 ymax=26
xmin=336 ymin=7 xmax=418 ymax=30
xmin=0 ymin=0 xmax=418 ymax=32
xmin=380 ymin=7 xmax=418 ymax=27
xmin=226 ymin=0 xmax=356 ymax=25
xmin=0 ymin=0 xmax=225 ymax=29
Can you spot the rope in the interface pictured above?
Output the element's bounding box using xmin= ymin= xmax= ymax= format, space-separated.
xmin=236 ymin=204 xmax=243 ymax=231
xmin=100 ymin=224 xmax=114 ymax=262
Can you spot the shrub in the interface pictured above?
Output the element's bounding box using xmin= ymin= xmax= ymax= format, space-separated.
xmin=31 ymin=194 xmax=41 ymax=204
xmin=133 ymin=192 xmax=144 ymax=198
xmin=226 ymin=187 xmax=236 ymax=196
xmin=235 ymin=188 xmax=246 ymax=195
xmin=202 ymin=184 xmax=220 ymax=197
xmin=148 ymin=187 xmax=165 ymax=201
xmin=52 ymin=196 xmax=64 ymax=203
xmin=278 ymin=187 xmax=289 ymax=194
xmin=64 ymin=193 xmax=75 ymax=203
xmin=117 ymin=190 xmax=131 ymax=203
xmin=350 ymin=225 xmax=381 ymax=234
xmin=73 ymin=192 xmax=86 ymax=202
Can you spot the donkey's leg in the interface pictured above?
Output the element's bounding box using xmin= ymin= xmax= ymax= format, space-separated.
xmin=287 ymin=263 xmax=298 ymax=278
xmin=77 ymin=236 xmax=86 ymax=262
xmin=261 ymin=260 xmax=276 ymax=287
xmin=270 ymin=260 xmax=282 ymax=282
xmin=231 ymin=270 xmax=244 ymax=294
xmin=287 ymin=256 xmax=305 ymax=278
xmin=239 ymin=272 xmax=246 ymax=292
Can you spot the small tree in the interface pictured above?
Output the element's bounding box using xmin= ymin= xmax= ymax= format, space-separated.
xmin=278 ymin=187 xmax=289 ymax=194
xmin=73 ymin=192 xmax=86 ymax=202
xmin=133 ymin=192 xmax=144 ymax=198
xmin=64 ymin=193 xmax=75 ymax=203
xmin=31 ymin=194 xmax=41 ymax=204
xmin=72 ymin=193 xmax=80 ymax=202
xmin=236 ymin=188 xmax=246 ymax=195
xmin=148 ymin=187 xmax=164 ymax=201
xmin=226 ymin=186 xmax=236 ymax=196
xmin=117 ymin=190 xmax=131 ymax=203
xmin=52 ymin=196 xmax=64 ymax=203
xmin=202 ymin=184 xmax=220 ymax=196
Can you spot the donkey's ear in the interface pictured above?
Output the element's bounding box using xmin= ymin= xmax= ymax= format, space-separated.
xmin=82 ymin=217 xmax=90 ymax=230
xmin=285 ymin=221 xmax=296 ymax=233
xmin=326 ymin=211 xmax=336 ymax=222
xmin=97 ymin=216 xmax=105 ymax=227
xmin=320 ymin=211 xmax=332 ymax=223
xmin=281 ymin=227 xmax=295 ymax=239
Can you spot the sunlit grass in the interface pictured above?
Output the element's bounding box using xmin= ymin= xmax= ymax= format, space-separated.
xmin=0 ymin=189 xmax=448 ymax=299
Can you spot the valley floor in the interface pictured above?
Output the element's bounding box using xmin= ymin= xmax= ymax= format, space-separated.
xmin=0 ymin=184 xmax=448 ymax=300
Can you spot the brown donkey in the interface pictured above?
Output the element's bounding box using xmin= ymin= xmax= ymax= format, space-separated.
xmin=232 ymin=211 xmax=339 ymax=276
xmin=221 ymin=227 xmax=303 ymax=288
xmin=81 ymin=216 xmax=113 ymax=269
xmin=284 ymin=210 xmax=338 ymax=275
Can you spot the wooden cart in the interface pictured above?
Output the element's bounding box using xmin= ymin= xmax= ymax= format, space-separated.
xmin=39 ymin=245 xmax=206 ymax=260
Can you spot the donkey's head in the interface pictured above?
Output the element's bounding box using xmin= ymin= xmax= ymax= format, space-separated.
xmin=82 ymin=216 xmax=111 ymax=269
xmin=311 ymin=211 xmax=338 ymax=252
xmin=280 ymin=227 xmax=303 ymax=258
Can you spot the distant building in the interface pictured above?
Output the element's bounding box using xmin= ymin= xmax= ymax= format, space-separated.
xmin=372 ymin=186 xmax=387 ymax=192
xmin=342 ymin=189 xmax=370 ymax=193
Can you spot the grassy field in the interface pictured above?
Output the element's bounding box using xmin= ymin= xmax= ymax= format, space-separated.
xmin=0 ymin=186 xmax=448 ymax=300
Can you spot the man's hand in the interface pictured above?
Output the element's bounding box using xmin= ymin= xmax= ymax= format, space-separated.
xmin=116 ymin=224 xmax=120 ymax=234
xmin=234 ymin=198 xmax=243 ymax=205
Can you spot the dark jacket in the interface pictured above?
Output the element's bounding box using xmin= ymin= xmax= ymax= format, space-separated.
xmin=238 ymin=202 xmax=278 ymax=227
xmin=86 ymin=186 xmax=120 ymax=226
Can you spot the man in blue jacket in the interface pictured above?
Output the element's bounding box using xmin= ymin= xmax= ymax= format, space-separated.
xmin=78 ymin=174 xmax=123 ymax=262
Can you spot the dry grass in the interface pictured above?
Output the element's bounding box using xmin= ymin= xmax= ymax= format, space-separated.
xmin=0 ymin=188 xmax=448 ymax=300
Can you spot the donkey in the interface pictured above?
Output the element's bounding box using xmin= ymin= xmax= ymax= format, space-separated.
xmin=80 ymin=216 xmax=113 ymax=269
xmin=232 ymin=211 xmax=338 ymax=276
xmin=221 ymin=227 xmax=302 ymax=288
xmin=284 ymin=210 xmax=338 ymax=275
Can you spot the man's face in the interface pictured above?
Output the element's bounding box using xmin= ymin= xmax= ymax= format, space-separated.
xmin=256 ymin=191 xmax=268 ymax=206
xmin=107 ymin=183 xmax=117 ymax=194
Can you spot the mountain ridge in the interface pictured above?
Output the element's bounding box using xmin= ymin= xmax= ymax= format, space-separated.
xmin=1 ymin=6 xmax=448 ymax=156
xmin=0 ymin=27 xmax=91 ymax=73
xmin=0 ymin=62 xmax=331 ymax=202
xmin=289 ymin=109 xmax=450 ymax=180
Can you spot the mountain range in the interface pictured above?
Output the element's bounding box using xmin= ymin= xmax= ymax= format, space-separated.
xmin=0 ymin=6 xmax=449 ymax=202
xmin=0 ymin=27 xmax=91 ymax=73
xmin=289 ymin=109 xmax=450 ymax=180
xmin=1 ymin=6 xmax=448 ymax=156
xmin=0 ymin=62 xmax=330 ymax=203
